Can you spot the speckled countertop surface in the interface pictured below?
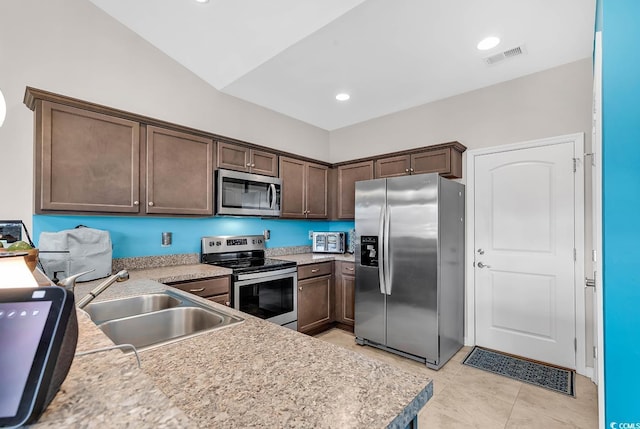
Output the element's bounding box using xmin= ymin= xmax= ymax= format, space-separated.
xmin=32 ymin=253 xmax=431 ymax=428
xmin=30 ymin=285 xmax=197 ymax=428
xmin=275 ymin=252 xmax=355 ymax=265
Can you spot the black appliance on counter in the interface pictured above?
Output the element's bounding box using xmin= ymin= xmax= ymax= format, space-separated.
xmin=201 ymin=235 xmax=297 ymax=330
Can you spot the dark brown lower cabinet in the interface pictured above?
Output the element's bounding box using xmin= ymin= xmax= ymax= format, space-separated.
xmin=297 ymin=262 xmax=334 ymax=335
xmin=335 ymin=261 xmax=355 ymax=331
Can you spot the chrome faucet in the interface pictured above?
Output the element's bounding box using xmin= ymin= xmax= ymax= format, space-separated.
xmin=56 ymin=269 xmax=95 ymax=291
xmin=76 ymin=270 xmax=129 ymax=309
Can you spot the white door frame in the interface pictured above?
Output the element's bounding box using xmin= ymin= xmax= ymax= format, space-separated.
xmin=593 ymin=30 xmax=605 ymax=428
xmin=465 ymin=132 xmax=587 ymax=376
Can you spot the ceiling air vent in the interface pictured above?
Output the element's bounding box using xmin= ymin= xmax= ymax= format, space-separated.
xmin=483 ymin=45 xmax=526 ymax=65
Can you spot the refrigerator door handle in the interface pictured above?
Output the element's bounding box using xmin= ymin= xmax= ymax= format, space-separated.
xmin=384 ymin=205 xmax=392 ymax=295
xmin=378 ymin=205 xmax=386 ymax=294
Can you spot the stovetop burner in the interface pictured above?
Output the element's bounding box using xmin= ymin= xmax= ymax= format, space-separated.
xmin=200 ymin=234 xmax=296 ymax=275
xmin=205 ymin=257 xmax=296 ymax=274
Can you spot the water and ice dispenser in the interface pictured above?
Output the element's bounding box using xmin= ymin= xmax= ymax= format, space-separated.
xmin=360 ymin=236 xmax=379 ymax=267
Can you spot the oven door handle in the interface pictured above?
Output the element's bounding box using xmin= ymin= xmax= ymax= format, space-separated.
xmin=234 ymin=266 xmax=298 ymax=283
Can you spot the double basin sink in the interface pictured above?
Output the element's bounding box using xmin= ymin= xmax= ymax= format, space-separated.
xmin=83 ymin=289 xmax=243 ymax=352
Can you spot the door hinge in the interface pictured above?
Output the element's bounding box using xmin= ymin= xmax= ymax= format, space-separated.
xmin=573 ymin=248 xmax=577 ymax=261
xmin=585 ymin=277 xmax=596 ymax=289
xmin=592 ymin=249 xmax=597 ymax=263
xmin=574 ymin=338 xmax=577 ymax=351
xmin=572 ymin=158 xmax=577 ymax=172
xmin=593 ymin=346 xmax=598 ymax=359
xmin=585 ymin=152 xmax=596 ymax=167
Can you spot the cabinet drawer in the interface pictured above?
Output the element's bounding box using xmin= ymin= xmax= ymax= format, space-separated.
xmin=298 ymin=262 xmax=333 ymax=280
xmin=169 ymin=276 xmax=230 ymax=298
xmin=341 ymin=262 xmax=355 ymax=275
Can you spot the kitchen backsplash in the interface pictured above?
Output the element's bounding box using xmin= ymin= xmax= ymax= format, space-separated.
xmin=265 ymin=245 xmax=312 ymax=257
xmin=112 ymin=253 xmax=200 ymax=271
xmin=33 ymin=215 xmax=354 ymax=259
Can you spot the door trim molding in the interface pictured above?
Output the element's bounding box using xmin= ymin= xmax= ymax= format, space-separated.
xmin=465 ymin=132 xmax=587 ymax=376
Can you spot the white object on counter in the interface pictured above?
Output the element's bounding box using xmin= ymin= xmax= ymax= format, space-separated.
xmin=0 ymin=256 xmax=39 ymax=288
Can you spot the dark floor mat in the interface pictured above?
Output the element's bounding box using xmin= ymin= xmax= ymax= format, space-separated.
xmin=463 ymin=346 xmax=575 ymax=396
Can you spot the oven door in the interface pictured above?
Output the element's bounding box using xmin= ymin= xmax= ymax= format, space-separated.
xmin=233 ymin=268 xmax=297 ymax=329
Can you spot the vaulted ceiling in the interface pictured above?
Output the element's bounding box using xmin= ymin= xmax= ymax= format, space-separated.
xmin=89 ymin=0 xmax=596 ymax=130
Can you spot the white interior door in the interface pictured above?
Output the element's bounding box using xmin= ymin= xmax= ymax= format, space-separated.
xmin=474 ymin=142 xmax=577 ymax=369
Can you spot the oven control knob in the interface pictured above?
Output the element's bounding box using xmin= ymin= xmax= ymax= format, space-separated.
xmin=209 ymin=241 xmax=214 ymax=246
xmin=216 ymin=241 xmax=221 ymax=246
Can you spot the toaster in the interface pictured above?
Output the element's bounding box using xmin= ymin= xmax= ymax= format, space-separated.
xmin=312 ymin=232 xmax=346 ymax=254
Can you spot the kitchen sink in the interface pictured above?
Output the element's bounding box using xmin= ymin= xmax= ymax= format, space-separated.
xmin=83 ymin=290 xmax=243 ymax=352
xmin=83 ymin=294 xmax=181 ymax=324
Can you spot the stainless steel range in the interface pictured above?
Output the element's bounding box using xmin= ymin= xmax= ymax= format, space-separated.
xmin=201 ymin=235 xmax=298 ymax=330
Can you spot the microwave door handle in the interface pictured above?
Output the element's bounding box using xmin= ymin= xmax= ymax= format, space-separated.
xmin=268 ymin=184 xmax=276 ymax=209
xmin=378 ymin=205 xmax=386 ymax=295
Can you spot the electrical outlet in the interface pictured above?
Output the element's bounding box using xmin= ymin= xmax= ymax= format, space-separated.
xmin=308 ymin=230 xmax=313 ymax=240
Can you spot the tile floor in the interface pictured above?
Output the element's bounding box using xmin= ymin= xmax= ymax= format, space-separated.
xmin=315 ymin=328 xmax=598 ymax=429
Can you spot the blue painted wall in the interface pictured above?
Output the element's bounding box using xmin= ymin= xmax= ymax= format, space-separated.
xmin=33 ymin=215 xmax=354 ymax=258
xmin=601 ymin=0 xmax=640 ymax=424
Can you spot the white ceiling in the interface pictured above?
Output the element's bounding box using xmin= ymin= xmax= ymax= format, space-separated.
xmin=89 ymin=0 xmax=596 ymax=131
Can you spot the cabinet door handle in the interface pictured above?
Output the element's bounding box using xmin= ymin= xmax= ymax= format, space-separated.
xmin=133 ymin=201 xmax=139 ymax=206
xmin=225 ymin=301 xmax=230 ymax=306
xmin=298 ymin=287 xmax=303 ymax=291
xmin=246 ymin=162 xmax=251 ymax=167
xmin=189 ymin=287 xmax=206 ymax=292
xmin=148 ymin=201 xmax=154 ymax=206
xmin=405 ymin=168 xmax=409 ymax=173
xmin=311 ymin=269 xmax=319 ymax=273
xmin=346 ymin=267 xmax=354 ymax=271
xmin=251 ymin=163 xmax=255 ymax=167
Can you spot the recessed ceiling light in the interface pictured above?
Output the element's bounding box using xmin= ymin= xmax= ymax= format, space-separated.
xmin=195 ymin=0 xmax=209 ymax=3
xmin=336 ymin=93 xmax=350 ymax=101
xmin=477 ymin=36 xmax=500 ymax=51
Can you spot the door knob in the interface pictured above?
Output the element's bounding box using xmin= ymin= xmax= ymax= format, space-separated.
xmin=477 ymin=262 xmax=491 ymax=269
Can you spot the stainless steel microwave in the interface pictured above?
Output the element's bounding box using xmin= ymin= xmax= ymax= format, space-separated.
xmin=216 ymin=169 xmax=281 ymax=217
xmin=312 ymin=232 xmax=346 ymax=253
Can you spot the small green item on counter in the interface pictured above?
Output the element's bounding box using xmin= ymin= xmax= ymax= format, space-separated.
xmin=6 ymin=240 xmax=33 ymax=251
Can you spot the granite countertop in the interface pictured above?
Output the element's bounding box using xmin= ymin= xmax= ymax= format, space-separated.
xmin=275 ymin=252 xmax=355 ymax=265
xmin=76 ymin=252 xmax=354 ymax=291
xmin=32 ymin=252 xmax=431 ymax=428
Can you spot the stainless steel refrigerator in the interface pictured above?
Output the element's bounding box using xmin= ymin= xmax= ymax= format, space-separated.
xmin=354 ymin=173 xmax=464 ymax=370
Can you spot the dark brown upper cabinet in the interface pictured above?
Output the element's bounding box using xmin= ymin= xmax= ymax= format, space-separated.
xmin=375 ymin=143 xmax=465 ymax=179
xmin=216 ymin=141 xmax=278 ymax=177
xmin=146 ymin=126 xmax=213 ymax=215
xmin=279 ymin=156 xmax=328 ymax=219
xmin=35 ymin=101 xmax=141 ymax=214
xmin=336 ymin=160 xmax=374 ymax=219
